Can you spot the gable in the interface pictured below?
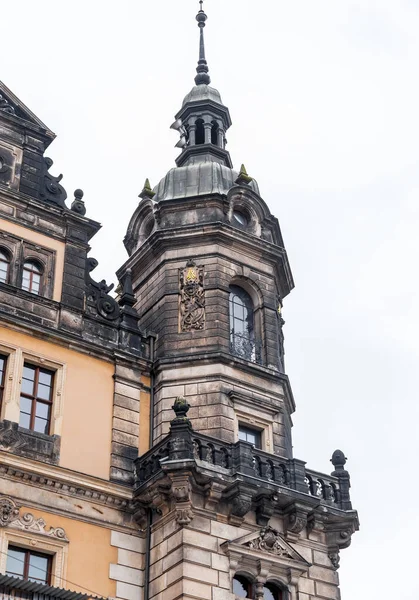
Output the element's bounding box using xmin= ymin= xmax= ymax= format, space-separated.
xmin=0 ymin=80 xmax=55 ymax=139
xmin=227 ymin=527 xmax=310 ymax=566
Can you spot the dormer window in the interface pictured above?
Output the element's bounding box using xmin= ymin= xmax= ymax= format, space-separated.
xmin=22 ymin=261 xmax=42 ymax=295
xmin=0 ymin=249 xmax=10 ymax=283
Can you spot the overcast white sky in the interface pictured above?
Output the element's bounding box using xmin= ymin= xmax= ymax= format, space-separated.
xmin=2 ymin=1 xmax=419 ymax=598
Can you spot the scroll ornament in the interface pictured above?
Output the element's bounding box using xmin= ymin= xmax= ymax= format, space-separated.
xmin=0 ymin=496 xmax=68 ymax=540
xmin=179 ymin=260 xmax=205 ymax=331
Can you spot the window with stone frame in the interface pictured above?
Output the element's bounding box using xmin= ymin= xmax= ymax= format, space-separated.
xmin=19 ymin=363 xmax=54 ymax=435
xmin=0 ymin=353 xmax=7 ymax=416
xmin=0 ymin=232 xmax=56 ymax=299
xmin=6 ymin=545 xmax=52 ymax=584
xmin=238 ymin=424 xmax=262 ymax=449
xmin=233 ymin=574 xmax=254 ymax=598
xmin=233 ymin=575 xmax=284 ymax=600
xmin=21 ymin=260 xmax=43 ymax=295
xmin=229 ymin=285 xmax=258 ymax=361
xmin=0 ymin=248 xmax=11 ymax=283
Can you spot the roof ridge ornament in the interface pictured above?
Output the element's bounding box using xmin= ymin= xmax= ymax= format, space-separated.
xmin=195 ymin=0 xmax=211 ymax=85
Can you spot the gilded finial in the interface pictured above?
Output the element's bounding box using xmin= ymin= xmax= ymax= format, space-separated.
xmin=139 ymin=179 xmax=155 ymax=200
xmin=235 ymin=164 xmax=253 ymax=186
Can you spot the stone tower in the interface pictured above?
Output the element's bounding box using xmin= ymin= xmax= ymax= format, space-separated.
xmin=123 ymin=4 xmax=359 ymax=600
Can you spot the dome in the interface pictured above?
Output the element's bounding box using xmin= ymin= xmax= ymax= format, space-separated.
xmin=182 ymin=84 xmax=224 ymax=107
xmin=153 ymin=161 xmax=260 ymax=202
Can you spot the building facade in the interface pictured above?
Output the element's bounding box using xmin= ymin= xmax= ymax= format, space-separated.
xmin=0 ymin=5 xmax=358 ymax=600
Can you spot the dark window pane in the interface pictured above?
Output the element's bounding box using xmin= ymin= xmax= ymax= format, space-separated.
xmin=23 ymin=365 xmax=36 ymax=381
xmin=247 ymin=432 xmax=257 ymax=445
xmin=6 ymin=548 xmax=25 ymax=577
xmin=37 ymin=383 xmax=51 ymax=401
xmin=20 ymin=396 xmax=32 ymax=413
xmin=21 ymin=378 xmax=35 ymax=395
xmin=233 ymin=576 xmax=250 ymax=598
xmin=38 ymin=370 xmax=53 ymax=386
xmin=28 ymin=554 xmax=49 ymax=583
xmin=19 ymin=412 xmax=31 ymax=429
xmin=34 ymin=417 xmax=49 ymax=435
xmin=263 ymin=584 xmax=280 ymax=600
xmin=36 ymin=402 xmax=50 ymax=419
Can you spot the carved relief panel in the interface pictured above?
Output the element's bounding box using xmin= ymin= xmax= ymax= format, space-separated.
xmin=179 ymin=259 xmax=205 ymax=331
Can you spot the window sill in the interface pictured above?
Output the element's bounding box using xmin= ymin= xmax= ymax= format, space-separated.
xmin=0 ymin=420 xmax=60 ymax=465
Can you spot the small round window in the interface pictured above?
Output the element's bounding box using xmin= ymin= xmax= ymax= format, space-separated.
xmin=232 ymin=210 xmax=248 ymax=228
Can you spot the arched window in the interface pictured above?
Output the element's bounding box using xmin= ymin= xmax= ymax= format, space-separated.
xmin=0 ymin=249 xmax=10 ymax=284
xmin=195 ymin=119 xmax=205 ymax=145
xmin=233 ymin=575 xmax=253 ymax=598
xmin=263 ymin=583 xmax=283 ymax=600
xmin=229 ymin=285 xmax=255 ymax=361
xmin=22 ymin=261 xmax=42 ymax=295
xmin=211 ymin=121 xmax=219 ymax=145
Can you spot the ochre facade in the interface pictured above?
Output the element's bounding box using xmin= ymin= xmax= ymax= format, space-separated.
xmin=0 ymin=5 xmax=358 ymax=600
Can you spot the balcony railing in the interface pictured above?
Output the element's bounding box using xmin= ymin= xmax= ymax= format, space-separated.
xmin=134 ymin=427 xmax=352 ymax=511
xmin=230 ymin=331 xmax=263 ymax=365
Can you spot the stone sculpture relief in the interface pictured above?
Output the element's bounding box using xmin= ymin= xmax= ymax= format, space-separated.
xmin=179 ymin=259 xmax=205 ymax=331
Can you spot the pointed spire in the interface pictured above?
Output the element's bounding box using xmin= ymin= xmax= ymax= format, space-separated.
xmin=195 ymin=0 xmax=211 ymax=86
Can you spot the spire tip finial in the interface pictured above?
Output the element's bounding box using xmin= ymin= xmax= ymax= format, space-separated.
xmin=195 ymin=0 xmax=211 ymax=86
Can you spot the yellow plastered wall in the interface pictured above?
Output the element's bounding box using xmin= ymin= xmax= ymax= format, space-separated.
xmin=20 ymin=506 xmax=117 ymax=598
xmin=0 ymin=218 xmax=65 ymax=302
xmin=0 ymin=325 xmax=114 ymax=479
xmin=139 ymin=375 xmax=151 ymax=456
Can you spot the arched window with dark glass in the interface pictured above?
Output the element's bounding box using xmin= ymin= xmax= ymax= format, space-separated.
xmin=233 ymin=575 xmax=253 ymax=598
xmin=22 ymin=261 xmax=43 ymax=295
xmin=263 ymin=583 xmax=283 ymax=600
xmin=229 ymin=285 xmax=256 ymax=361
xmin=0 ymin=249 xmax=10 ymax=284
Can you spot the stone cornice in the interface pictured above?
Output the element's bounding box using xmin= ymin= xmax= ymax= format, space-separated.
xmin=0 ymin=452 xmax=133 ymax=510
xmin=0 ymin=312 xmax=152 ymax=370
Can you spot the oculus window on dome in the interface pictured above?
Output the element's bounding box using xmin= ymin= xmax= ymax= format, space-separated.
xmin=232 ymin=210 xmax=249 ymax=228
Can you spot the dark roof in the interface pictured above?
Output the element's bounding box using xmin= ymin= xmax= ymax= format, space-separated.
xmin=0 ymin=574 xmax=106 ymax=600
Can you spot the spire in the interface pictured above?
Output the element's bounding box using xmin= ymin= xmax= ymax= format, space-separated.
xmin=195 ymin=0 xmax=211 ymax=85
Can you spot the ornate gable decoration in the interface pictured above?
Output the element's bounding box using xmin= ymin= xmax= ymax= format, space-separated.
xmin=221 ymin=527 xmax=310 ymax=588
xmin=0 ymin=497 xmax=68 ymax=541
xmin=248 ymin=527 xmax=296 ymax=559
xmin=179 ymin=259 xmax=205 ymax=331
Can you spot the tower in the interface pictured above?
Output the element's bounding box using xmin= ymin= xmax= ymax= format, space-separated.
xmin=0 ymin=5 xmax=358 ymax=600
xmin=125 ymin=4 xmax=359 ymax=600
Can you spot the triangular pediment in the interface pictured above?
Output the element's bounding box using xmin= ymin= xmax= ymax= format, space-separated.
xmin=225 ymin=527 xmax=310 ymax=567
xmin=0 ymin=80 xmax=55 ymax=138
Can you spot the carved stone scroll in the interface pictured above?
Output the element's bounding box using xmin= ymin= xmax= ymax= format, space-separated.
xmin=0 ymin=496 xmax=68 ymax=540
xmin=179 ymin=259 xmax=205 ymax=331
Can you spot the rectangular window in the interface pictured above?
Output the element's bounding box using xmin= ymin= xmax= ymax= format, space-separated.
xmin=0 ymin=353 xmax=7 ymax=414
xmin=6 ymin=546 xmax=51 ymax=584
xmin=239 ymin=424 xmax=262 ymax=449
xmin=19 ymin=363 xmax=54 ymax=435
